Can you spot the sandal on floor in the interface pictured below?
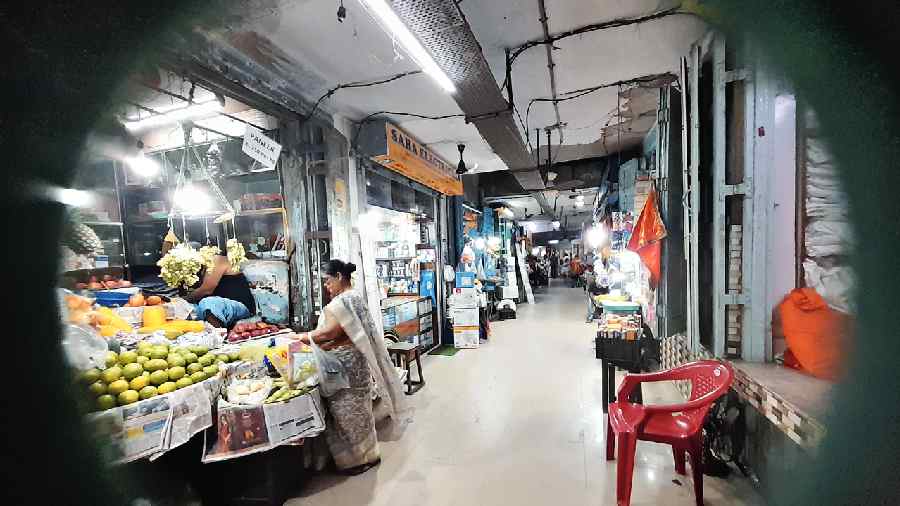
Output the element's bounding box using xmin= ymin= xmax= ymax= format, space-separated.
xmin=338 ymin=458 xmax=382 ymax=476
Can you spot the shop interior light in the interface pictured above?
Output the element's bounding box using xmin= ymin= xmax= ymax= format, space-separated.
xmin=124 ymin=99 xmax=222 ymax=132
xmin=474 ymin=237 xmax=486 ymax=250
xmin=531 ymin=247 xmax=541 ymax=255
xmin=125 ymin=151 xmax=159 ymax=177
xmin=174 ymin=183 xmax=211 ymax=214
xmin=575 ymin=200 xmax=585 ymax=207
xmin=551 ymin=220 xmax=560 ymax=229
xmin=487 ymin=236 xmax=502 ymax=247
xmin=52 ymin=187 xmax=94 ymax=208
xmin=548 ymin=239 xmax=560 ymax=244
xmin=586 ymin=224 xmax=608 ymax=248
xmin=358 ymin=0 xmax=456 ymax=93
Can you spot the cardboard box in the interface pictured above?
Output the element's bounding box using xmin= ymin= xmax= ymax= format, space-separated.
xmin=451 ymin=307 xmax=479 ymax=327
xmin=501 ymin=286 xmax=519 ymax=300
xmin=453 ymin=328 xmax=479 ymax=349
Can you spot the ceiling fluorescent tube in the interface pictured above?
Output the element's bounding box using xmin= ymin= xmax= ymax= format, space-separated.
xmin=124 ymin=99 xmax=222 ymax=131
xmin=359 ymin=0 xmax=456 ymax=93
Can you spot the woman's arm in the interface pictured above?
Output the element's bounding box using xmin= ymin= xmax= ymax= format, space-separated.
xmin=297 ymin=308 xmax=349 ymax=345
xmin=184 ymin=257 xmax=228 ymax=303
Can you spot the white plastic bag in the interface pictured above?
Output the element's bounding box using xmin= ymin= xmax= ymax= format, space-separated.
xmin=61 ymin=324 xmax=108 ymax=370
xmin=308 ymin=339 xmax=349 ymax=397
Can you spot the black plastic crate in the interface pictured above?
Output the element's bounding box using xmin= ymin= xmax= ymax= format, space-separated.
xmin=596 ymin=335 xmax=642 ymax=369
xmin=198 ymin=443 xmax=310 ymax=506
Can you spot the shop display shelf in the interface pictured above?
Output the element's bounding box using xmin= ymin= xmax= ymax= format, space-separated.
xmin=237 ymin=207 xmax=285 ymax=217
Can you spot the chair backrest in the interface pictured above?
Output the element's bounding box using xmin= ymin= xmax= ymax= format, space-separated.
xmin=683 ymin=360 xmax=733 ymax=402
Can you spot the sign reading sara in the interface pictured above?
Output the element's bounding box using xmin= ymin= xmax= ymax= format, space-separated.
xmin=371 ymin=123 xmax=463 ymax=196
xmin=242 ymin=126 xmax=282 ymax=169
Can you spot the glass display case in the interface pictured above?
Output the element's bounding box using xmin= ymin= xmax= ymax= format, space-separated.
xmin=371 ymin=207 xmax=421 ymax=297
xmin=68 ymin=158 xmax=127 ymax=270
xmin=118 ymin=131 xmax=287 ymax=278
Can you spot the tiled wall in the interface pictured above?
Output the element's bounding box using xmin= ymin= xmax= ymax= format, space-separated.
xmin=660 ymin=334 xmax=825 ymax=450
xmin=660 ymin=334 xmax=711 ymax=398
xmin=726 ymin=225 xmax=743 ymax=359
xmin=732 ymin=367 xmax=826 ymax=449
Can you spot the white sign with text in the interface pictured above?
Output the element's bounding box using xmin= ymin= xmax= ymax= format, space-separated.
xmin=242 ymin=126 xmax=282 ymax=169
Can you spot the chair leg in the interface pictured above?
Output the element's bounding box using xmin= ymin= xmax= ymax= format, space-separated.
xmin=616 ymin=433 xmax=637 ymax=506
xmin=689 ymin=438 xmax=704 ymax=506
xmin=606 ymin=417 xmax=615 ymax=461
xmin=673 ymin=446 xmax=686 ymax=475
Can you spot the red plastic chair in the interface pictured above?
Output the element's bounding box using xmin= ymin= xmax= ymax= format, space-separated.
xmin=605 ymin=360 xmax=734 ymax=506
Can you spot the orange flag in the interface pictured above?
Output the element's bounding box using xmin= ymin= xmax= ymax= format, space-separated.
xmin=626 ymin=189 xmax=667 ymax=286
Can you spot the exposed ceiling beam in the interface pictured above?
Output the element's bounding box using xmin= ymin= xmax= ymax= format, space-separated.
xmin=388 ymin=0 xmax=545 ymax=191
xmin=537 ymin=0 xmax=562 ymax=133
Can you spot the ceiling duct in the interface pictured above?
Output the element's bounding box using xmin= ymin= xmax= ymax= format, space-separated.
xmin=388 ymin=0 xmax=545 ymax=193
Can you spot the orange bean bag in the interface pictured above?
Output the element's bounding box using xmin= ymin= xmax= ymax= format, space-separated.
xmin=778 ymin=287 xmax=850 ymax=380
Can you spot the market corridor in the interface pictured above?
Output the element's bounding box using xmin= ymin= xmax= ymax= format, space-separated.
xmin=287 ymin=280 xmax=762 ymax=505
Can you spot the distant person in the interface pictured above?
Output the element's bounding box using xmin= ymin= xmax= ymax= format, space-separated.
xmin=585 ymin=265 xmax=610 ymax=322
xmin=569 ymin=256 xmax=583 ymax=287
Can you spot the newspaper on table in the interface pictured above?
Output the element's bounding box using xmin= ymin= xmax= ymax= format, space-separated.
xmin=86 ymin=376 xmax=222 ymax=464
xmin=150 ymin=376 xmax=222 ymax=461
xmin=201 ymin=387 xmax=325 ymax=463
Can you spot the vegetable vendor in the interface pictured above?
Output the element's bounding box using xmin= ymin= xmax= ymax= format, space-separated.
xmin=183 ymin=241 xmax=255 ymax=328
xmin=159 ymin=240 xmax=256 ymax=329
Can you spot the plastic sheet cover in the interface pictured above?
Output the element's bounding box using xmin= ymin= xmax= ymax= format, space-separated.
xmin=803 ymin=127 xmax=854 ymax=313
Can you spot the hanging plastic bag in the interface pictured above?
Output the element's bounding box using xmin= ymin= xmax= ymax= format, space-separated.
xmin=308 ymin=338 xmax=349 ymax=397
xmin=61 ymin=324 xmax=109 ymax=371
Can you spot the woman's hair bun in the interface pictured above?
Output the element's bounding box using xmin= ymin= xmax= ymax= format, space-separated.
xmin=324 ymin=259 xmax=357 ymax=278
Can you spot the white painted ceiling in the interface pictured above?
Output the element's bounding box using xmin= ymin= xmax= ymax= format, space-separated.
xmin=229 ymin=0 xmax=508 ymax=174
xmin=463 ymin=0 xmax=706 ymax=162
xmin=222 ymin=0 xmax=704 ymax=176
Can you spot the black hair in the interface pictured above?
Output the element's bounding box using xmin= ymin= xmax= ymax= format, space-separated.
xmin=324 ymin=259 xmax=357 ymax=279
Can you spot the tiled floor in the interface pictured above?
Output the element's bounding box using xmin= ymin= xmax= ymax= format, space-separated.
xmin=286 ymin=280 xmax=765 ymax=505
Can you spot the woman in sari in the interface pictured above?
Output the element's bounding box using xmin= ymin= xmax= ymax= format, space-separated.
xmin=298 ymin=259 xmax=408 ymax=475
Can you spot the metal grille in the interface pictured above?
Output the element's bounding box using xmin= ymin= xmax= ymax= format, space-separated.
xmin=390 ymin=0 xmax=543 ymax=189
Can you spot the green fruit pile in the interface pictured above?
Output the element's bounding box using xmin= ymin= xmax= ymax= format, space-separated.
xmin=79 ymin=342 xmax=239 ymax=412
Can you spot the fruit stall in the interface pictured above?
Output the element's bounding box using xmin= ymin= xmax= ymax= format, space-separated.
xmin=62 ymin=290 xmax=325 ymax=468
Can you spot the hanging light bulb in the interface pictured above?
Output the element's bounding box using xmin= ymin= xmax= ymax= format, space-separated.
xmin=125 ymin=141 xmax=159 ymax=177
xmin=174 ymin=182 xmax=211 ymax=214
xmin=125 ymin=151 xmax=159 ymax=178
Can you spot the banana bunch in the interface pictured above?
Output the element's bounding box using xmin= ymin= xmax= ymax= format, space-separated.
xmin=137 ymin=320 xmax=205 ymax=338
xmin=263 ymin=379 xmax=309 ymax=404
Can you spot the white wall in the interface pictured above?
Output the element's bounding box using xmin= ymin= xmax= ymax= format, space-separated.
xmin=766 ymin=94 xmax=797 ymax=354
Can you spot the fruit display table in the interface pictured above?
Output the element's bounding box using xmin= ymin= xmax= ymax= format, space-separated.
xmin=87 ymin=371 xmax=221 ymax=463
